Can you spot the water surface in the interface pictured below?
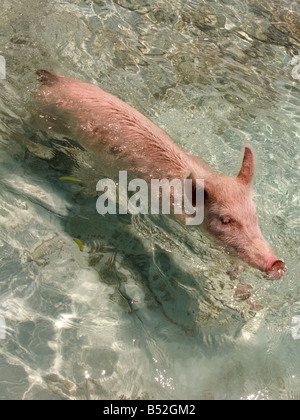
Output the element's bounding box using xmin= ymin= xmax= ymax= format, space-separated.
xmin=0 ymin=0 xmax=299 ymax=400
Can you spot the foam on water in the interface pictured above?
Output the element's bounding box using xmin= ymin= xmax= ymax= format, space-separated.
xmin=0 ymin=0 xmax=299 ymax=400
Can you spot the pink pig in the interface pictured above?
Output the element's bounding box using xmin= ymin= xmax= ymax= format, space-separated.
xmin=36 ymin=70 xmax=287 ymax=280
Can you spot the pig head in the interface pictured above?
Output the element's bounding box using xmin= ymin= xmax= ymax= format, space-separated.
xmin=190 ymin=147 xmax=287 ymax=279
xmin=36 ymin=70 xmax=287 ymax=280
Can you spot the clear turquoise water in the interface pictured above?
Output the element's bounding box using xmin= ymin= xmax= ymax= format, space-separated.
xmin=0 ymin=0 xmax=299 ymax=400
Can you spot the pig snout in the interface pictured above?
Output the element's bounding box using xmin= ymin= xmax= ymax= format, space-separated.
xmin=221 ymin=227 xmax=287 ymax=280
xmin=223 ymin=232 xmax=287 ymax=280
xmin=242 ymin=250 xmax=287 ymax=280
xmin=244 ymin=238 xmax=287 ymax=280
xmin=266 ymin=259 xmax=288 ymax=280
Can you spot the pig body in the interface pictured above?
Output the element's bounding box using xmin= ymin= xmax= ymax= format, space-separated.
xmin=36 ymin=71 xmax=210 ymax=182
xmin=36 ymin=70 xmax=287 ymax=280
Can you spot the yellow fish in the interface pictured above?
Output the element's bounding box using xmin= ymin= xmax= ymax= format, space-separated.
xmin=59 ymin=177 xmax=82 ymax=183
xmin=73 ymin=238 xmax=84 ymax=252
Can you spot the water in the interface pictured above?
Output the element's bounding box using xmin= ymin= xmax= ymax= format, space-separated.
xmin=0 ymin=0 xmax=299 ymax=400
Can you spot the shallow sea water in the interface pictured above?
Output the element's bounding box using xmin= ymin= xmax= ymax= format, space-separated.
xmin=0 ymin=0 xmax=299 ymax=400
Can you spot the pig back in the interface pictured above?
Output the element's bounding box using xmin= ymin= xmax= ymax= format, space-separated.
xmin=38 ymin=73 xmax=188 ymax=181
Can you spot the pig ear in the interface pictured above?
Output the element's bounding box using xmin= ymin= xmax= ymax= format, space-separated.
xmin=186 ymin=172 xmax=213 ymax=205
xmin=186 ymin=172 xmax=198 ymax=207
xmin=237 ymin=147 xmax=255 ymax=185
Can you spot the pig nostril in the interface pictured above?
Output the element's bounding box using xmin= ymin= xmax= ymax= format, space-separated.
xmin=267 ymin=260 xmax=287 ymax=280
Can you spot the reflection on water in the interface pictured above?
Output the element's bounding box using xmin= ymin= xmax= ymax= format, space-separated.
xmin=0 ymin=0 xmax=299 ymax=400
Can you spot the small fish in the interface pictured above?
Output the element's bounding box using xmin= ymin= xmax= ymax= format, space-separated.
xmin=73 ymin=238 xmax=84 ymax=252
xmin=59 ymin=176 xmax=82 ymax=183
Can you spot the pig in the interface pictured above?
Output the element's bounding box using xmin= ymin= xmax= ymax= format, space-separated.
xmin=36 ymin=70 xmax=287 ymax=280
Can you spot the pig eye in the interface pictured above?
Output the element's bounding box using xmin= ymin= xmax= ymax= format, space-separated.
xmin=220 ymin=216 xmax=233 ymax=225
